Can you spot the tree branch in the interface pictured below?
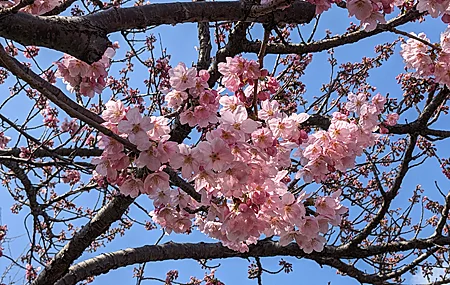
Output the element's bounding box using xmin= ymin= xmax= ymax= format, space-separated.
xmin=1 ymin=160 xmax=40 ymax=217
xmin=345 ymin=134 xmax=418 ymax=247
xmin=56 ymin=236 xmax=450 ymax=285
xmin=240 ymin=8 xmax=422 ymax=55
xmin=0 ymin=0 xmax=315 ymax=63
xmin=31 ymin=195 xmax=135 ymax=285
xmin=0 ymin=147 xmax=103 ymax=158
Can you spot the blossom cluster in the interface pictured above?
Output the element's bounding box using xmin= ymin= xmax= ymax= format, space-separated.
xmin=0 ymin=131 xmax=11 ymax=149
xmin=307 ymin=0 xmax=450 ymax=32
xmin=0 ymin=225 xmax=6 ymax=257
xmin=91 ymin=55 xmax=393 ymax=253
xmin=40 ymin=102 xmax=59 ymax=129
xmin=295 ymin=92 xmax=392 ymax=183
xmin=0 ymin=0 xmax=60 ymax=15
xmin=400 ymin=28 xmax=450 ymax=87
xmin=25 ymin=264 xmax=40 ymax=281
xmin=62 ymin=169 xmax=81 ymax=185
xmin=54 ymin=44 xmax=118 ymax=98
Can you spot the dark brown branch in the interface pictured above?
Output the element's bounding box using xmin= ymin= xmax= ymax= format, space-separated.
xmin=241 ymin=8 xmax=422 ymax=55
xmin=0 ymin=147 xmax=103 ymax=158
xmin=31 ymin=195 xmax=135 ymax=285
xmin=163 ymin=167 xmax=201 ymax=202
xmin=57 ymin=236 xmax=450 ymax=285
xmin=377 ymin=247 xmax=438 ymax=281
xmin=0 ymin=13 xmax=110 ymax=64
xmin=418 ymin=86 xmax=449 ymax=125
xmin=434 ymin=192 xmax=450 ymax=236
xmin=87 ymin=1 xmax=315 ymax=34
xmin=0 ymin=156 xmax=93 ymax=168
xmin=346 ymin=134 xmax=418 ymax=247
xmin=1 ymin=160 xmax=40 ymax=217
xmin=310 ymin=256 xmax=388 ymax=284
xmin=196 ymin=21 xmax=212 ymax=71
xmin=0 ymin=1 xmax=314 ymax=63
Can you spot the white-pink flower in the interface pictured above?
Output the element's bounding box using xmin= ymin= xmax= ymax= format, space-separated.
xmin=220 ymin=106 xmax=259 ymax=135
xmin=169 ymin=62 xmax=197 ymax=91
xmin=102 ymin=100 xmax=125 ymax=123
xmin=347 ymin=0 xmax=373 ymax=20
xmin=119 ymin=176 xmax=144 ymax=198
xmin=144 ymin=171 xmax=170 ymax=196
xmin=170 ymin=144 xmax=200 ymax=178
xmin=165 ymin=90 xmax=188 ymax=109
xmin=0 ymin=131 xmax=11 ymax=149
xmin=196 ymin=138 xmax=234 ymax=171
xmin=118 ymin=108 xmax=154 ymax=150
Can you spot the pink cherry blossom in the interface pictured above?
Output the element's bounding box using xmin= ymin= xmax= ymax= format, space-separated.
xmin=148 ymin=116 xmax=170 ymax=140
xmin=150 ymin=187 xmax=172 ymax=207
xmin=268 ymin=117 xmax=295 ymax=140
xmin=219 ymin=95 xmax=244 ymax=114
xmin=298 ymin=235 xmax=327 ymax=254
xmin=170 ymin=144 xmax=200 ymax=178
xmin=196 ymin=138 xmax=234 ymax=172
xmin=258 ymin=100 xmax=280 ymax=120
xmin=347 ymin=0 xmax=373 ymax=20
xmin=220 ymin=106 xmax=259 ymax=136
xmin=0 ymin=131 xmax=10 ymax=149
xmin=385 ymin=113 xmax=399 ymax=126
xmin=251 ymin=128 xmax=275 ymax=149
xmin=400 ymin=33 xmax=435 ymax=77
xmin=135 ymin=144 xmax=161 ymax=171
xmin=120 ymin=176 xmax=144 ymax=198
xmin=88 ymin=56 xmax=381 ymax=254
xmin=417 ymin=0 xmax=450 ymax=18
xmin=361 ymin=11 xmax=386 ymax=32
xmin=117 ymin=107 xmax=154 ymax=150
xmin=55 ymin=46 xmax=117 ymax=97
xmin=165 ymin=90 xmax=188 ymax=109
xmin=279 ymin=193 xmax=306 ymax=227
xmin=143 ymin=171 xmax=170 ymax=195
xmin=346 ymin=92 xmax=367 ymax=114
xmin=179 ymin=109 xmax=198 ymax=127
xmin=169 ymin=62 xmax=197 ymax=91
xmin=102 ymin=100 xmax=126 ymax=123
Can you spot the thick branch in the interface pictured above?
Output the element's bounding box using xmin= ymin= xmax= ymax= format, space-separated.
xmin=87 ymin=1 xmax=315 ymax=33
xmin=196 ymin=21 xmax=212 ymax=71
xmin=0 ymin=1 xmax=314 ymax=63
xmin=57 ymin=236 xmax=450 ymax=285
xmin=31 ymin=195 xmax=134 ymax=285
xmin=1 ymin=160 xmax=40 ymax=217
xmin=0 ymin=14 xmax=109 ymax=64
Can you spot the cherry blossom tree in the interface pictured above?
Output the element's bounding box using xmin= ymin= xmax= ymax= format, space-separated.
xmin=0 ymin=0 xmax=449 ymax=284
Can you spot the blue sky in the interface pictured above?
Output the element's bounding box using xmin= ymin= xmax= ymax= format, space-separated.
xmin=1 ymin=1 xmax=450 ymax=284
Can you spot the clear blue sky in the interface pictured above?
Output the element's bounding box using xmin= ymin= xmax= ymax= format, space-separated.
xmin=1 ymin=1 xmax=450 ymax=284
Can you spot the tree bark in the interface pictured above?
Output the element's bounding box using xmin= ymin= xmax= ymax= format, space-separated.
xmin=56 ymin=236 xmax=450 ymax=285
xmin=0 ymin=0 xmax=315 ymax=63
